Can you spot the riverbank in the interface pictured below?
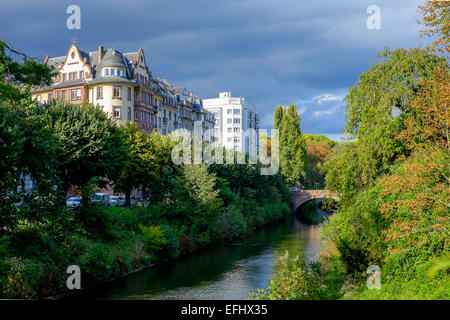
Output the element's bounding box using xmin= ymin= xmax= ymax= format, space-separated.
xmin=72 ymin=213 xmax=322 ymax=299
xmin=0 ymin=199 xmax=291 ymax=299
xmin=65 ymin=202 xmax=292 ymax=300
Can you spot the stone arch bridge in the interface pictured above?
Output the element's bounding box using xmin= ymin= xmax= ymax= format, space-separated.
xmin=291 ymin=189 xmax=339 ymax=212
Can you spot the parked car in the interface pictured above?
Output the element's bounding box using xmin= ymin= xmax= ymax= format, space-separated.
xmin=290 ymin=186 xmax=301 ymax=192
xmin=90 ymin=193 xmax=111 ymax=206
xmin=67 ymin=197 xmax=81 ymax=208
xmin=110 ymin=195 xmax=125 ymax=207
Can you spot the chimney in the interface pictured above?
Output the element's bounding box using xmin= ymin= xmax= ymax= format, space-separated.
xmin=189 ymin=91 xmax=192 ymax=96
xmin=43 ymin=55 xmax=50 ymax=65
xmin=163 ymin=76 xmax=168 ymax=85
xmin=98 ymin=46 xmax=103 ymax=64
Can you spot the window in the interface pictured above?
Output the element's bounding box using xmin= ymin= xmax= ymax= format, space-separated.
xmin=234 ymin=109 xmax=240 ymax=115
xmin=79 ymin=71 xmax=84 ymax=79
xmin=148 ymin=113 xmax=151 ymax=123
xmin=227 ymin=137 xmax=232 ymax=142
xmin=117 ymin=69 xmax=122 ymax=77
xmin=71 ymin=89 xmax=81 ymax=100
xmin=134 ymin=111 xmax=138 ymax=121
xmin=110 ymin=69 xmax=115 ymax=76
xmin=113 ymin=86 xmax=121 ymax=98
xmin=233 ymin=118 xmax=240 ymax=124
xmin=104 ymin=69 xmax=109 ymax=76
xmin=234 ymin=137 xmax=240 ymax=142
xmin=113 ymin=106 xmax=121 ymax=119
xmin=127 ymin=88 xmax=131 ymax=100
xmin=227 ymin=118 xmax=232 ymax=124
xmin=127 ymin=107 xmax=131 ymax=121
xmin=48 ymin=93 xmax=53 ymax=102
xmin=97 ymin=87 xmax=103 ymax=99
xmin=227 ymin=128 xmax=232 ymax=133
xmin=227 ymin=109 xmax=232 ymax=114
xmin=141 ymin=111 xmax=145 ymax=122
xmin=62 ymin=73 xmax=67 ymax=81
xmin=233 ymin=127 xmax=240 ymax=133
xmin=169 ymin=111 xmax=171 ymax=120
xmin=69 ymin=72 xmax=77 ymax=81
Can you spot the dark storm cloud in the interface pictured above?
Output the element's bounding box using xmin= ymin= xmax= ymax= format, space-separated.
xmin=0 ymin=0 xmax=426 ymax=136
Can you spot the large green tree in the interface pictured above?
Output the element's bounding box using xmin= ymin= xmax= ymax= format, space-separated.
xmin=331 ymin=48 xmax=446 ymax=194
xmin=279 ymin=104 xmax=308 ymax=187
xmin=0 ymin=41 xmax=58 ymax=232
xmin=45 ymin=101 xmax=127 ymax=204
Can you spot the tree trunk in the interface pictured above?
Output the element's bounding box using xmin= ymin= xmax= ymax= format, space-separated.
xmin=125 ymin=189 xmax=131 ymax=207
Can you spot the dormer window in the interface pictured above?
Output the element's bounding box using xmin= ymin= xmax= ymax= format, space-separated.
xmin=104 ymin=69 xmax=109 ymax=76
xmin=110 ymin=68 xmax=115 ymax=76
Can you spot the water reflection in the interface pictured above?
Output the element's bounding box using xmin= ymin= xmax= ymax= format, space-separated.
xmin=77 ymin=201 xmax=327 ymax=300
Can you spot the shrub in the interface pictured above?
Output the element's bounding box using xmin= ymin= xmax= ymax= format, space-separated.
xmin=250 ymin=252 xmax=323 ymax=300
xmin=138 ymin=225 xmax=167 ymax=253
xmin=2 ymin=257 xmax=45 ymax=299
xmin=214 ymin=205 xmax=247 ymax=241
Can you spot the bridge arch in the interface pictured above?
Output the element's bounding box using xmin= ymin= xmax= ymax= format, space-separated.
xmin=291 ymin=190 xmax=339 ymax=212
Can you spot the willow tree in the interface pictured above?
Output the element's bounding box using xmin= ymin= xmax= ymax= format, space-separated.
xmin=343 ymin=48 xmax=445 ymax=187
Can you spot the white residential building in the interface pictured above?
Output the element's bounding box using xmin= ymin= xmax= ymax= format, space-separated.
xmin=203 ymin=92 xmax=259 ymax=154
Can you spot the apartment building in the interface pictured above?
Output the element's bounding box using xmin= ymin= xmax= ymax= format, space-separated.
xmin=170 ymin=87 xmax=215 ymax=142
xmin=31 ymin=43 xmax=216 ymax=142
xmin=154 ymin=77 xmax=179 ymax=135
xmin=32 ymin=43 xmax=160 ymax=132
xmin=203 ymin=92 xmax=259 ymax=154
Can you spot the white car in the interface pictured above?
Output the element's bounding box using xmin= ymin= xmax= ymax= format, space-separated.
xmin=290 ymin=187 xmax=301 ymax=192
xmin=110 ymin=195 xmax=125 ymax=207
xmin=91 ymin=193 xmax=111 ymax=206
xmin=67 ymin=197 xmax=81 ymax=208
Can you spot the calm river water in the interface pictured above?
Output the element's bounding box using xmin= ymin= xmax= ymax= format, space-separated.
xmin=76 ymin=200 xmax=329 ymax=300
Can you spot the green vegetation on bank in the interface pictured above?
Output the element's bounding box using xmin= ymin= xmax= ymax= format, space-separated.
xmin=252 ymin=0 xmax=449 ymax=300
xmin=0 ymin=40 xmax=290 ymax=298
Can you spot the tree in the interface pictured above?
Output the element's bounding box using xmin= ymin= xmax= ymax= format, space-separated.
xmin=303 ymin=134 xmax=337 ymax=149
xmin=341 ymin=48 xmax=445 ymax=190
xmin=273 ymin=105 xmax=285 ymax=130
xmin=45 ymin=101 xmax=127 ymax=205
xmin=174 ymin=164 xmax=223 ymax=239
xmin=397 ymin=64 xmax=450 ymax=151
xmin=0 ymin=41 xmax=58 ymax=232
xmin=306 ymin=139 xmax=332 ymax=188
xmin=279 ymin=104 xmax=308 ymax=187
xmin=114 ymin=123 xmax=157 ymax=207
xmin=418 ymin=0 xmax=450 ymax=58
xmin=0 ymin=41 xmax=54 ymax=104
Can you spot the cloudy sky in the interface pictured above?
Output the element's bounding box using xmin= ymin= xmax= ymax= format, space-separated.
xmin=0 ymin=0 xmax=428 ymax=141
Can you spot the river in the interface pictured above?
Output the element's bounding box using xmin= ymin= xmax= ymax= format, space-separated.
xmin=76 ymin=200 xmax=329 ymax=300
